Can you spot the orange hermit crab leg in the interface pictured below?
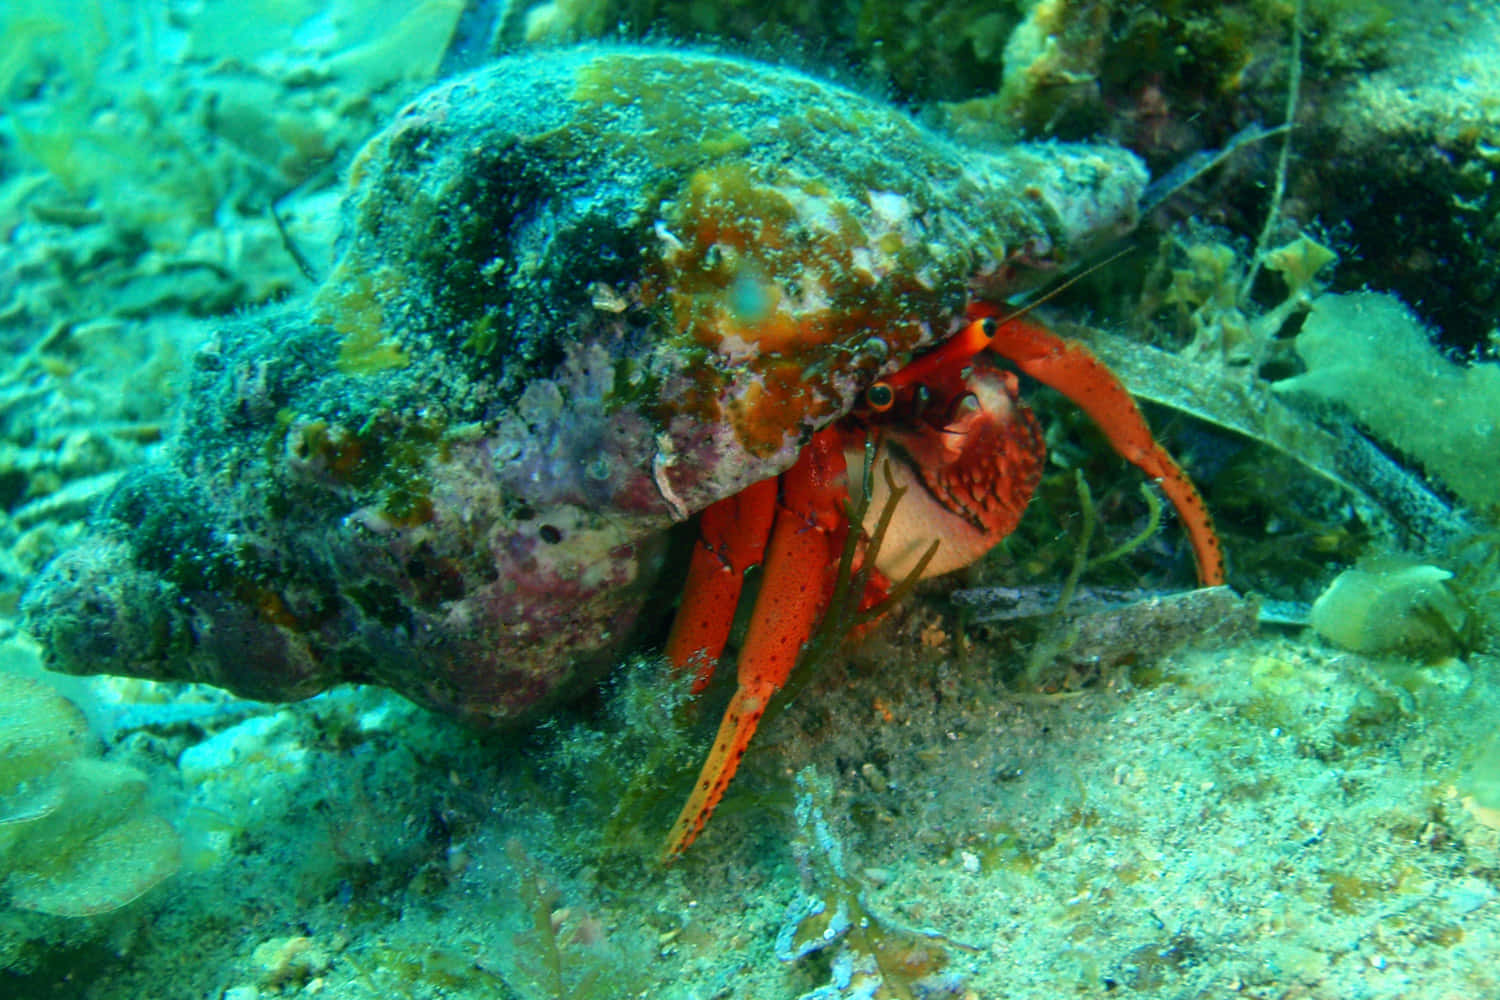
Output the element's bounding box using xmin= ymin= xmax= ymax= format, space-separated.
xmin=663 ymin=431 xmax=848 ymax=860
xmin=665 ymin=477 xmax=779 ymax=692
xmin=964 ymin=304 xmax=1225 ymax=586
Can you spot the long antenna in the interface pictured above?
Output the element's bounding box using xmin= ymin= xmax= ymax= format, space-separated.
xmin=1239 ymin=0 xmax=1304 ymax=303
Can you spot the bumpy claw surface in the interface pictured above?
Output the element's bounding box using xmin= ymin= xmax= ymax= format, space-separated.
xmin=970 ymin=309 xmax=1225 ymax=587
xmin=905 ymin=305 xmax=1225 ymax=586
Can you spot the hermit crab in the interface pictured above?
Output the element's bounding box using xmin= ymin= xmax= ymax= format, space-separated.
xmin=660 ymin=299 xmax=1224 ymax=857
xmin=22 ymin=45 xmax=1222 ymax=858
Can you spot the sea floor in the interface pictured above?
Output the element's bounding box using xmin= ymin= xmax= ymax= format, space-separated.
xmin=2 ymin=607 xmax=1498 ymax=999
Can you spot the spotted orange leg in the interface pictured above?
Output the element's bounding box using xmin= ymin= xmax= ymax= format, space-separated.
xmin=663 ymin=477 xmax=779 ymax=693
xmin=895 ymin=304 xmax=1226 ymax=587
xmin=663 ymin=431 xmax=850 ymax=859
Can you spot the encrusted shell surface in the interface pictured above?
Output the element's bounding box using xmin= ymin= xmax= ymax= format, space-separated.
xmin=23 ymin=45 xmax=1146 ymax=727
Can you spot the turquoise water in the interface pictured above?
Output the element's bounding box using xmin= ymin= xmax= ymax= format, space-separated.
xmin=2 ymin=2 xmax=1498 ymax=997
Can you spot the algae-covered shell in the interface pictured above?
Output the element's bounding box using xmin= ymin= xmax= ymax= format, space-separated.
xmin=23 ymin=45 xmax=1146 ymax=727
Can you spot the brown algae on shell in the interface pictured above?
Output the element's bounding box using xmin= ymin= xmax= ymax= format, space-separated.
xmin=22 ymin=45 xmax=1146 ymax=728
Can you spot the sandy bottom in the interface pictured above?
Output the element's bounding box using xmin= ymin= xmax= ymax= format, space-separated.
xmin=3 ymin=596 xmax=1495 ymax=999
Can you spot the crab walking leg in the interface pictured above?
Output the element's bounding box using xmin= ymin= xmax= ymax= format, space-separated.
xmin=663 ymin=433 xmax=848 ymax=860
xmin=665 ymin=477 xmax=779 ymax=693
xmin=974 ymin=314 xmax=1225 ymax=586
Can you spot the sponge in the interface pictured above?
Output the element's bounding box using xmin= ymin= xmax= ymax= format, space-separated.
xmin=1309 ymin=558 xmax=1468 ymax=656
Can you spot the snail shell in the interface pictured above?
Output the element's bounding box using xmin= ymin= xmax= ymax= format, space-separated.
xmin=23 ymin=45 xmax=1146 ymax=727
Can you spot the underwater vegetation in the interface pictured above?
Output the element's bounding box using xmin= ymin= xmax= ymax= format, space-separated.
xmin=1277 ymin=291 xmax=1500 ymax=515
xmin=0 ymin=673 xmax=178 ymax=922
xmin=0 ymin=669 xmax=181 ymax=978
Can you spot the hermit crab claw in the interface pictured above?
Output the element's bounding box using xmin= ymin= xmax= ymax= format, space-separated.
xmin=961 ymin=308 xmax=1226 ymax=588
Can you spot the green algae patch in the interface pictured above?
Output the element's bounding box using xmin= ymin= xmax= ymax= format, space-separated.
xmin=1310 ymin=558 xmax=1469 ymax=657
xmin=319 ymin=269 xmax=410 ymax=376
xmin=572 ymin=53 xmax=760 ymax=169
xmin=0 ymin=674 xmax=179 ymax=917
xmin=1278 ymin=291 xmax=1500 ymax=514
xmin=336 ymin=323 xmax=409 ymax=376
xmin=1456 ymin=730 xmax=1500 ymax=830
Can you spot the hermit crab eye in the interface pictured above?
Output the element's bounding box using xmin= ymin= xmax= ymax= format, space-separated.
xmin=864 ymin=381 xmax=896 ymax=412
xmin=911 ymin=384 xmax=932 ymax=420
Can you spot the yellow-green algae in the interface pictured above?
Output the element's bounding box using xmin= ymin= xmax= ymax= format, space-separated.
xmin=0 ymin=674 xmax=179 ymax=918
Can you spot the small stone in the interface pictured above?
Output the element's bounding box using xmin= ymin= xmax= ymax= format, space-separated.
xmin=251 ymin=935 xmax=331 ymax=987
